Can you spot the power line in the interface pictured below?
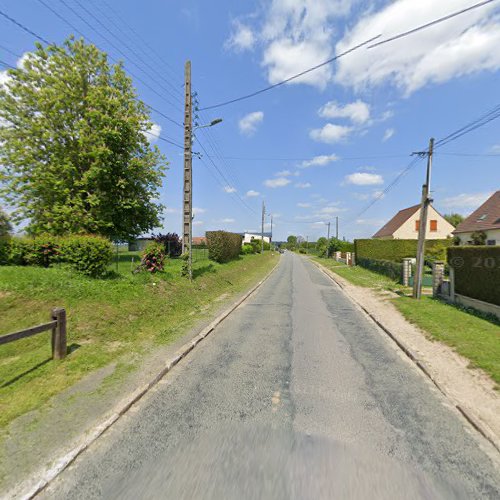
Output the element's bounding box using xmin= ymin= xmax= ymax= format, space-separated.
xmin=0 ymin=59 xmax=16 ymax=69
xmin=0 ymin=43 xmax=22 ymax=58
xmin=200 ymin=34 xmax=381 ymax=111
xmin=203 ymin=153 xmax=410 ymax=162
xmin=201 ymin=1 xmax=496 ymax=111
xmin=367 ymin=0 xmax=497 ymax=49
xmin=0 ymin=8 xmax=50 ymax=44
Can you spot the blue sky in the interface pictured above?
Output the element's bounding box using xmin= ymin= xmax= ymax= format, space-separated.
xmin=1 ymin=0 xmax=499 ymax=241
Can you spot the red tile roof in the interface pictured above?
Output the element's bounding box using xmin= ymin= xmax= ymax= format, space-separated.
xmin=192 ymin=236 xmax=207 ymax=245
xmin=372 ymin=204 xmax=420 ymax=238
xmin=453 ymin=191 xmax=500 ymax=234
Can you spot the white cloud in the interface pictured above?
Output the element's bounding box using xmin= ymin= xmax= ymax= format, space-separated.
xmin=193 ymin=220 xmax=204 ymax=226
xmin=264 ymin=177 xmax=291 ymax=188
xmin=224 ymin=186 xmax=237 ymax=193
xmin=239 ymin=111 xmax=264 ymax=136
xmin=490 ymin=144 xmax=500 ymax=153
xmin=246 ymin=190 xmax=260 ymax=197
xmin=297 ymin=202 xmax=311 ymax=208
xmin=258 ymin=0 xmax=354 ymax=89
xmin=219 ymin=218 xmax=235 ymax=223
xmin=164 ymin=207 xmax=180 ymax=214
xmin=295 ymin=182 xmax=312 ymax=189
xmin=344 ymin=172 xmax=384 ymax=186
xmin=310 ymin=124 xmax=353 ymax=144
xmin=383 ymin=128 xmax=395 ymax=142
xmin=318 ymin=100 xmax=370 ymax=124
xmin=355 ymin=218 xmax=386 ymax=226
xmin=193 ymin=207 xmax=206 ymax=215
xmin=276 ymin=169 xmax=293 ymax=177
xmin=335 ymin=0 xmax=500 ymax=95
xmin=144 ymin=123 xmax=161 ymax=143
xmin=441 ymin=192 xmax=493 ymax=210
xmin=318 ymin=206 xmax=344 ymax=215
xmin=225 ymin=20 xmax=256 ymax=52
xmin=300 ymin=154 xmax=339 ymax=168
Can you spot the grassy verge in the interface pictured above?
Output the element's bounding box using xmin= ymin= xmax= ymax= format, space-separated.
xmin=0 ymin=252 xmax=278 ymax=428
xmin=312 ymin=257 xmax=500 ymax=387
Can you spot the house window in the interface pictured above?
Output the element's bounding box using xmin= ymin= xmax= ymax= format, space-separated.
xmin=430 ymin=220 xmax=438 ymax=232
xmin=415 ymin=220 xmax=420 ymax=231
xmin=487 ymin=240 xmax=496 ymax=245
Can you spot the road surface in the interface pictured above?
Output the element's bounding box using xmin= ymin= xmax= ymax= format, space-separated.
xmin=41 ymin=253 xmax=500 ymax=499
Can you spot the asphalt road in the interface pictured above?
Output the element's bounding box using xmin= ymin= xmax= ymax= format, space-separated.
xmin=40 ymin=252 xmax=500 ymax=499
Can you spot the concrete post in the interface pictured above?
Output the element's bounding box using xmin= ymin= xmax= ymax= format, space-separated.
xmin=346 ymin=252 xmax=352 ymax=266
xmin=402 ymin=258 xmax=412 ymax=286
xmin=335 ymin=251 xmax=341 ymax=261
xmin=449 ymin=267 xmax=455 ymax=302
xmin=432 ymin=261 xmax=445 ymax=297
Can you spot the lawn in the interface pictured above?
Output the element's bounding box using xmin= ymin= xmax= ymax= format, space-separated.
xmin=313 ymin=257 xmax=500 ymax=387
xmin=0 ymin=252 xmax=277 ymax=428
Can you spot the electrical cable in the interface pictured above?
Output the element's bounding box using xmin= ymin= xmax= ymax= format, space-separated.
xmin=367 ymin=0 xmax=497 ymax=49
xmin=200 ymin=34 xmax=381 ymax=111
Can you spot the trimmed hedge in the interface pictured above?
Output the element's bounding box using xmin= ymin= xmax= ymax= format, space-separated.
xmin=354 ymin=238 xmax=452 ymax=262
xmin=206 ymin=231 xmax=243 ymax=263
xmin=448 ymin=246 xmax=500 ymax=306
xmin=357 ymin=257 xmax=403 ymax=282
xmin=0 ymin=235 xmax=113 ymax=277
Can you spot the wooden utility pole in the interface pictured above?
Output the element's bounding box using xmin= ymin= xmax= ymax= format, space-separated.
xmin=182 ymin=61 xmax=193 ymax=280
xmin=261 ymin=201 xmax=266 ymax=253
xmin=335 ymin=216 xmax=339 ymax=239
xmin=270 ymin=215 xmax=273 ymax=245
xmin=413 ymin=138 xmax=434 ymax=299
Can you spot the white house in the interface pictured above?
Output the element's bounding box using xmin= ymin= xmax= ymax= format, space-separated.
xmin=453 ymin=190 xmax=500 ymax=245
xmin=373 ymin=204 xmax=455 ymax=240
xmin=239 ymin=232 xmax=272 ymax=244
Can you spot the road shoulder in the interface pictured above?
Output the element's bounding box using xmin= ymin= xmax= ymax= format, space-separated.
xmin=310 ymin=258 xmax=500 ymax=454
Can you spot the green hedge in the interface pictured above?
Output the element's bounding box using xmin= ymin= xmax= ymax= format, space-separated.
xmin=448 ymin=246 xmax=500 ymax=306
xmin=357 ymin=257 xmax=403 ymax=282
xmin=354 ymin=239 xmax=452 ymax=262
xmin=206 ymin=231 xmax=243 ymax=263
xmin=0 ymin=235 xmax=113 ymax=277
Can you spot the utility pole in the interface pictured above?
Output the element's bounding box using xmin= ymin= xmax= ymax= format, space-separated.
xmin=413 ymin=138 xmax=434 ymax=299
xmin=261 ymin=201 xmax=266 ymax=254
xmin=306 ymin=236 xmax=308 ymax=254
xmin=182 ymin=60 xmax=193 ymax=280
xmin=326 ymin=222 xmax=331 ymax=258
xmin=270 ymin=215 xmax=273 ymax=247
xmin=335 ymin=216 xmax=339 ymax=240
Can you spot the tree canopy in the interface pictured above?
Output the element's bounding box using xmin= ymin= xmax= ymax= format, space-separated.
xmin=0 ymin=209 xmax=12 ymax=237
xmin=0 ymin=38 xmax=167 ymax=240
xmin=444 ymin=213 xmax=464 ymax=227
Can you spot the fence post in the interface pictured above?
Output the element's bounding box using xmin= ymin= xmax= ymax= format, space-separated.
xmin=449 ymin=267 xmax=455 ymax=303
xmin=335 ymin=251 xmax=341 ymax=261
xmin=346 ymin=252 xmax=351 ymax=266
xmin=402 ymin=258 xmax=412 ymax=286
xmin=432 ymin=261 xmax=445 ymax=297
xmin=51 ymin=307 xmax=67 ymax=360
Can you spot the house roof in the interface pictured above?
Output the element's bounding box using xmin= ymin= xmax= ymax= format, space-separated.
xmin=372 ymin=204 xmax=421 ymax=238
xmin=453 ymin=191 xmax=500 ymax=234
xmin=192 ymin=236 xmax=207 ymax=245
xmin=238 ymin=232 xmax=272 ymax=238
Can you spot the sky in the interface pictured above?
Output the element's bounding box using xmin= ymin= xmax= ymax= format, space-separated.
xmin=1 ymin=0 xmax=499 ymax=241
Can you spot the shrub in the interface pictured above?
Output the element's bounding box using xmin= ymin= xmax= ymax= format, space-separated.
xmin=299 ymin=248 xmax=307 ymax=254
xmin=206 ymin=231 xmax=242 ymax=263
xmin=152 ymin=232 xmax=182 ymax=257
xmin=25 ymin=235 xmax=61 ymax=267
xmin=250 ymin=240 xmax=261 ymax=254
xmin=59 ymin=235 xmax=114 ymax=277
xmin=241 ymin=243 xmax=254 ymax=255
xmin=354 ymin=239 xmax=452 ymax=262
xmin=328 ymin=238 xmax=354 ymax=254
xmin=139 ymin=241 xmax=166 ymax=273
xmin=448 ymin=246 xmax=500 ymax=306
xmin=0 ymin=236 xmax=10 ymax=265
xmin=356 ymin=257 xmax=403 ymax=281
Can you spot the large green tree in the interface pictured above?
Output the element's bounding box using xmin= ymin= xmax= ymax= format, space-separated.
xmin=0 ymin=38 xmax=167 ymax=240
xmin=0 ymin=208 xmax=12 ymax=237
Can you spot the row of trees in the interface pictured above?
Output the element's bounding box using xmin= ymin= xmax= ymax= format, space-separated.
xmin=0 ymin=38 xmax=167 ymax=241
xmin=284 ymin=235 xmax=353 ymax=256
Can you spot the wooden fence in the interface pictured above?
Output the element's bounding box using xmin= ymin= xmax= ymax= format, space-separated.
xmin=0 ymin=308 xmax=67 ymax=359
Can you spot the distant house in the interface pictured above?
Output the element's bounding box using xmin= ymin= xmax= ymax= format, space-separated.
xmin=192 ymin=236 xmax=207 ymax=246
xmin=373 ymin=204 xmax=455 ymax=240
xmin=453 ymin=190 xmax=500 ymax=245
xmin=238 ymin=232 xmax=272 ymax=244
xmin=128 ymin=237 xmax=154 ymax=251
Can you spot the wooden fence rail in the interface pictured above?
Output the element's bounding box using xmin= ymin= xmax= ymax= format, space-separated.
xmin=0 ymin=307 xmax=67 ymax=359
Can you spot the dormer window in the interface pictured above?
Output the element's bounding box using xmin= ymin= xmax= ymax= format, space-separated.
xmin=477 ymin=214 xmax=488 ymax=221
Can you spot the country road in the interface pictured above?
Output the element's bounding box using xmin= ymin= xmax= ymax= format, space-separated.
xmin=40 ymin=252 xmax=500 ymax=499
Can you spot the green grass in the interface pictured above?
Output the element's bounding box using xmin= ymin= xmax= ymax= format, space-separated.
xmin=312 ymin=257 xmax=409 ymax=293
xmin=313 ymin=257 xmax=500 ymax=386
xmin=394 ymin=297 xmax=500 ymax=387
xmin=0 ymin=252 xmax=277 ymax=428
